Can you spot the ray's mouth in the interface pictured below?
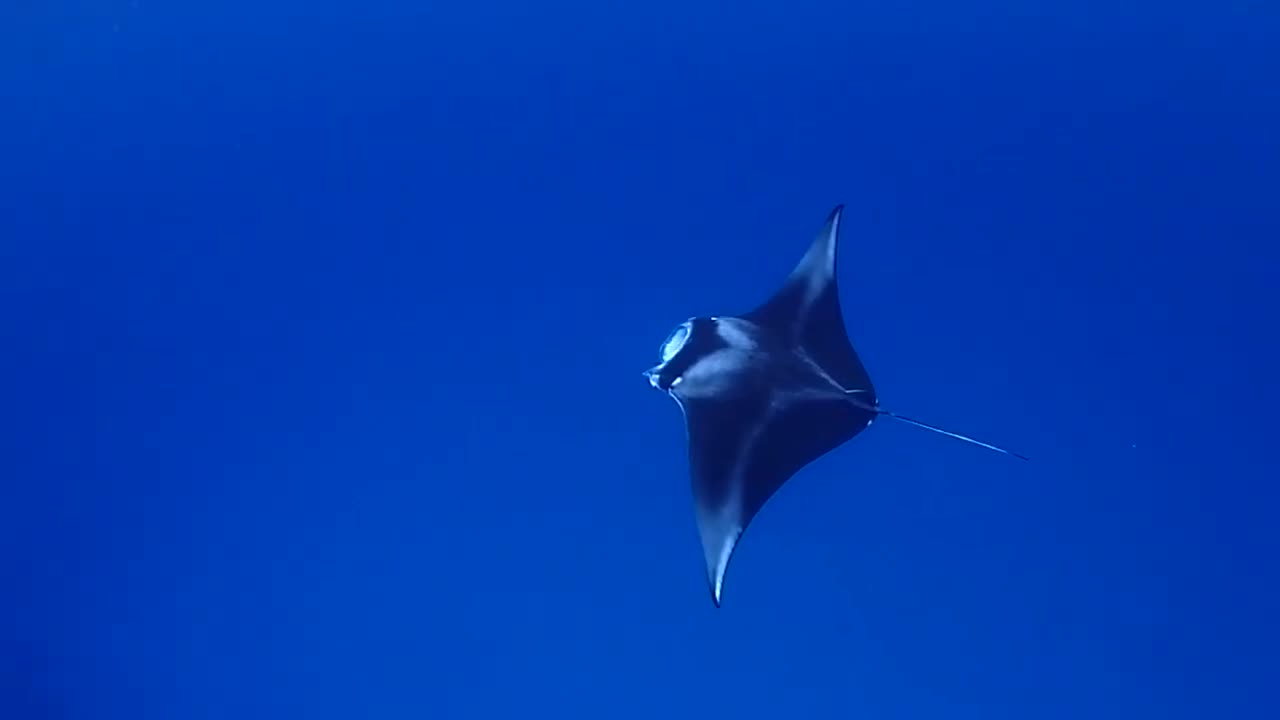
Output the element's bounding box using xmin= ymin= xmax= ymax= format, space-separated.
xmin=642 ymin=367 xmax=663 ymax=390
xmin=643 ymin=367 xmax=680 ymax=392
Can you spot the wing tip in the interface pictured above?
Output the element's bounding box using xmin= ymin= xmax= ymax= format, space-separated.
xmin=707 ymin=556 xmax=729 ymax=608
xmin=700 ymin=521 xmax=740 ymax=609
xmin=825 ymin=204 xmax=845 ymax=232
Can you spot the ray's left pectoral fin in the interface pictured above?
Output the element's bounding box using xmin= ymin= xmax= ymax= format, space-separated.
xmin=680 ymin=394 xmax=764 ymax=607
xmin=681 ymin=389 xmax=873 ymax=607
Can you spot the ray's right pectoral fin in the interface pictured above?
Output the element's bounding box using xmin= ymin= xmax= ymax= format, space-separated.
xmin=744 ymin=205 xmax=843 ymax=339
xmin=743 ymin=205 xmax=876 ymax=399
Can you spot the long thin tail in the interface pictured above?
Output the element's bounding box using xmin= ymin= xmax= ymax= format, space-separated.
xmin=879 ymin=410 xmax=1029 ymax=461
xmin=844 ymin=392 xmax=1028 ymax=461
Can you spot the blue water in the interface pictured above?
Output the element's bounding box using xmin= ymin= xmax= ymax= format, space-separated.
xmin=4 ymin=2 xmax=1278 ymax=718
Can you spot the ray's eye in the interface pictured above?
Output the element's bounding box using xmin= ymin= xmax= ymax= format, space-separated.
xmin=659 ymin=324 xmax=690 ymax=363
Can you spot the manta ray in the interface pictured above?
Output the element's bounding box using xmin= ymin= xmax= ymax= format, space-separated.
xmin=643 ymin=205 xmax=1026 ymax=607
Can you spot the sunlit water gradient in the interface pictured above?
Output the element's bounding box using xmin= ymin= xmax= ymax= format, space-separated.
xmin=3 ymin=2 xmax=1278 ymax=718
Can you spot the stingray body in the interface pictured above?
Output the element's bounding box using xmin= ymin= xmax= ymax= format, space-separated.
xmin=644 ymin=205 xmax=1025 ymax=607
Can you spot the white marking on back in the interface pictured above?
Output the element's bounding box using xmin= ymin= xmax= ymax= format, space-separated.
xmin=675 ymin=348 xmax=752 ymax=399
xmin=661 ymin=316 xmax=761 ymax=399
xmin=712 ymin=316 xmax=761 ymax=351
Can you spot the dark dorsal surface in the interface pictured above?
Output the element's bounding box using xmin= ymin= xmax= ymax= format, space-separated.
xmin=743 ymin=205 xmax=877 ymax=401
xmin=681 ymin=206 xmax=879 ymax=605
xmin=650 ymin=206 xmax=1025 ymax=605
xmin=684 ymin=386 xmax=871 ymax=605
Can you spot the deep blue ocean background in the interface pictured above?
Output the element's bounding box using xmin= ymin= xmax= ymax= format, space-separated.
xmin=4 ymin=2 xmax=1279 ymax=718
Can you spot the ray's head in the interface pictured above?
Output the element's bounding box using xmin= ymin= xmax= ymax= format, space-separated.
xmin=643 ymin=316 xmax=714 ymax=392
xmin=643 ymin=315 xmax=759 ymax=395
xmin=644 ymin=317 xmax=697 ymax=392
